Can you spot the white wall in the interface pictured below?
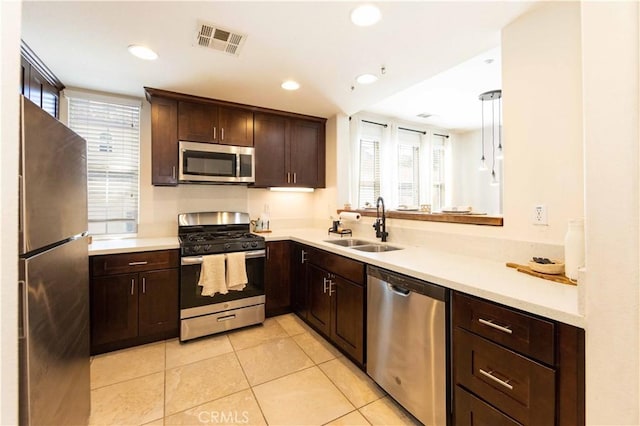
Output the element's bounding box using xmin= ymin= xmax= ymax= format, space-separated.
xmin=581 ymin=2 xmax=639 ymax=423
xmin=0 ymin=1 xmax=21 ymax=423
xmin=502 ymin=1 xmax=584 ymax=245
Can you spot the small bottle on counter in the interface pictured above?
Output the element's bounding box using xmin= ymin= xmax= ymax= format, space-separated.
xmin=564 ymin=218 xmax=585 ymax=281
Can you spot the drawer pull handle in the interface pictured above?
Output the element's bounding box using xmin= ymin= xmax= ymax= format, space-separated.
xmin=478 ymin=318 xmax=513 ymax=334
xmin=217 ymin=314 xmax=236 ymax=322
xmin=128 ymin=261 xmax=148 ymax=266
xmin=479 ymin=368 xmax=514 ymax=390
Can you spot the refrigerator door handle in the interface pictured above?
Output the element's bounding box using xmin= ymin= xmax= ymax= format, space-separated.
xmin=18 ymin=280 xmax=27 ymax=340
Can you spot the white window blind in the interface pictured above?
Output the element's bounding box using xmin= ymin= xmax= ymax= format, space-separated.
xmin=358 ymin=138 xmax=380 ymax=207
xmin=397 ymin=129 xmax=420 ymax=208
xmin=431 ymin=136 xmax=446 ymax=211
xmin=67 ymin=96 xmax=140 ymax=236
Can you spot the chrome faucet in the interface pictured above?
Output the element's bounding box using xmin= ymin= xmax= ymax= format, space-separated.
xmin=372 ymin=196 xmax=388 ymax=242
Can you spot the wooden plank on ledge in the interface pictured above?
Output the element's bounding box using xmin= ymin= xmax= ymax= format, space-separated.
xmin=337 ymin=209 xmax=504 ymax=226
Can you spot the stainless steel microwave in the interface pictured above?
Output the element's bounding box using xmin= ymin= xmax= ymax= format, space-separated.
xmin=178 ymin=141 xmax=255 ymax=184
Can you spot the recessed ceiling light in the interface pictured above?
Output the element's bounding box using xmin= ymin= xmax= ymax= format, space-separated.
xmin=281 ymin=80 xmax=300 ymax=91
xmin=351 ymin=4 xmax=382 ymax=26
xmin=127 ymin=45 xmax=158 ymax=60
xmin=356 ymin=74 xmax=378 ymax=85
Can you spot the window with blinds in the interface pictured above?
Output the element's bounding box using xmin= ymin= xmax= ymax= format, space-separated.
xmin=397 ymin=130 xmax=420 ymax=208
xmin=358 ymin=138 xmax=381 ymax=208
xmin=431 ymin=136 xmax=446 ymax=211
xmin=67 ymin=96 xmax=140 ymax=236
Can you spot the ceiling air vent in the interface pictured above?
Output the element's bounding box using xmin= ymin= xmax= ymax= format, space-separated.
xmin=417 ymin=113 xmax=433 ymax=119
xmin=195 ymin=21 xmax=246 ymax=56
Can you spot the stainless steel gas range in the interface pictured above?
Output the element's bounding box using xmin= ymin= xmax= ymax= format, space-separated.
xmin=178 ymin=212 xmax=266 ymax=341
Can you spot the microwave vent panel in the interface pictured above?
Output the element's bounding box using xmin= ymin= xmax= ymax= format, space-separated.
xmin=195 ymin=21 xmax=246 ymax=56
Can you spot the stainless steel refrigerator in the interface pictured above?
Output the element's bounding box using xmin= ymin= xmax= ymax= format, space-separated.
xmin=18 ymin=96 xmax=91 ymax=425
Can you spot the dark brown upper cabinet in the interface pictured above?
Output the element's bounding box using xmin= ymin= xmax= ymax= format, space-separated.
xmin=178 ymin=101 xmax=253 ymax=147
xmin=145 ymin=87 xmax=326 ymax=188
xmin=20 ymin=41 xmax=64 ymax=119
xmin=253 ymin=113 xmax=325 ymax=188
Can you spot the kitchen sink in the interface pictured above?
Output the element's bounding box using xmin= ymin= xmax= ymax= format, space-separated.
xmin=324 ymin=239 xmax=372 ymax=247
xmin=352 ymin=244 xmax=402 ymax=252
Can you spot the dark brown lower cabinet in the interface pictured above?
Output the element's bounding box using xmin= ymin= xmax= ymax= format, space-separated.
xmin=452 ymin=291 xmax=585 ymax=426
xmin=90 ymin=250 xmax=179 ymax=354
xmin=265 ymin=241 xmax=291 ymax=317
xmin=330 ymin=275 xmax=364 ymax=362
xmin=138 ymin=269 xmax=180 ymax=336
xmin=91 ymin=273 xmax=139 ymax=347
xmin=304 ymin=249 xmax=365 ymax=366
xmin=307 ymin=263 xmax=332 ymax=335
xmin=290 ymin=243 xmax=309 ymax=319
xmin=455 ymin=386 xmax=522 ymax=426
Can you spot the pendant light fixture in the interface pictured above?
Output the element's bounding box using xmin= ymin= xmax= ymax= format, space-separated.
xmin=479 ymin=90 xmax=502 ymax=183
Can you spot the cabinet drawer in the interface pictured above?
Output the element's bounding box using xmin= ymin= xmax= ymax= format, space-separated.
xmin=91 ymin=249 xmax=179 ymax=276
xmin=453 ymin=293 xmax=555 ymax=365
xmin=454 ymin=328 xmax=555 ymax=425
xmin=307 ymin=248 xmax=364 ymax=284
xmin=454 ymin=386 xmax=522 ymax=426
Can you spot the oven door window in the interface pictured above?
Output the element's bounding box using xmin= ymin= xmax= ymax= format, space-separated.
xmin=180 ymin=256 xmax=265 ymax=309
xmin=183 ymin=150 xmax=236 ymax=177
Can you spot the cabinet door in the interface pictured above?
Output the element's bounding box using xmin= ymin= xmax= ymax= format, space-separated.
xmin=150 ymin=97 xmax=179 ymax=185
xmin=138 ymin=269 xmax=179 ymax=337
xmin=178 ymin=101 xmax=219 ymax=143
xmin=290 ymin=243 xmax=309 ymax=319
xmin=331 ymin=275 xmax=365 ymax=365
xmin=289 ymin=119 xmax=325 ymax=187
xmin=454 ymin=386 xmax=522 ymax=426
xmin=306 ymin=264 xmax=331 ymax=336
xmin=265 ymin=241 xmax=291 ymax=316
xmin=254 ymin=113 xmax=288 ymax=187
xmin=90 ymin=273 xmax=138 ymax=348
xmin=218 ymin=106 xmax=254 ymax=147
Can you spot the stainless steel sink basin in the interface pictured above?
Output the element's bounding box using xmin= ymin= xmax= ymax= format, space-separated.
xmin=352 ymin=244 xmax=402 ymax=252
xmin=324 ymin=239 xmax=372 ymax=247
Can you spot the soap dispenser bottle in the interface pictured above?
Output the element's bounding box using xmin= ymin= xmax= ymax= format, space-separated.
xmin=260 ymin=204 xmax=270 ymax=230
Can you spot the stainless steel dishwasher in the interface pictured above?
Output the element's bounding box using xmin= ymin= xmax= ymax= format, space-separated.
xmin=367 ymin=265 xmax=449 ymax=426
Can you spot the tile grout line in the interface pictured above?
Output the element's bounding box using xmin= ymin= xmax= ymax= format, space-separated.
xmin=230 ymin=341 xmax=270 ymax=425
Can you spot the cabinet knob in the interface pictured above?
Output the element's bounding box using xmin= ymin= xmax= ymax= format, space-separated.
xmin=221 ymin=128 xmax=225 ymax=141
xmin=130 ymin=278 xmax=135 ymax=295
xmin=213 ymin=126 xmax=217 ymax=140
xmin=142 ymin=277 xmax=146 ymax=294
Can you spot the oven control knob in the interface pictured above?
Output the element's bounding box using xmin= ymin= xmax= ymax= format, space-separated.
xmin=242 ymin=242 xmax=249 ymax=249
xmin=204 ymin=244 xmax=212 ymax=252
xmin=193 ymin=245 xmax=201 ymax=253
xmin=251 ymin=241 xmax=258 ymax=248
xmin=224 ymin=243 xmax=231 ymax=250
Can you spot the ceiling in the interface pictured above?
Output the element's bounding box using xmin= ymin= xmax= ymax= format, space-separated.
xmin=21 ymin=1 xmax=537 ymax=130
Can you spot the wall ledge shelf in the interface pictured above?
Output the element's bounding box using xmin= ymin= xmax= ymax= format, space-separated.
xmin=338 ymin=209 xmax=503 ymax=227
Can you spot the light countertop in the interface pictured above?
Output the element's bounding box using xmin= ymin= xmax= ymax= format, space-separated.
xmin=88 ymin=229 xmax=584 ymax=328
xmin=264 ymin=228 xmax=584 ymax=328
xmin=88 ymin=237 xmax=179 ymax=256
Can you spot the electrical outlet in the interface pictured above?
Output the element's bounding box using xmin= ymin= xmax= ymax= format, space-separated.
xmin=533 ymin=205 xmax=548 ymax=225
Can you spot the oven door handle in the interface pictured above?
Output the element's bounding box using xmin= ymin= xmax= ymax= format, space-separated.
xmin=181 ymin=249 xmax=266 ymax=265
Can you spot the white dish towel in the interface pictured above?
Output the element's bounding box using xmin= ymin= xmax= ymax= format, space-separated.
xmin=225 ymin=252 xmax=248 ymax=291
xmin=198 ymin=254 xmax=228 ymax=296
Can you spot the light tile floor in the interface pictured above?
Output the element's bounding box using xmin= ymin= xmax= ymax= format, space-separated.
xmin=89 ymin=314 xmax=420 ymax=426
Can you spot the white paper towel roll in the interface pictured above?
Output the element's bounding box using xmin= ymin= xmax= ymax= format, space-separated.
xmin=339 ymin=212 xmax=361 ymax=222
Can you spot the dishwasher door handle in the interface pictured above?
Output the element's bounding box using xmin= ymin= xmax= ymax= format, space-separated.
xmin=386 ymin=283 xmax=411 ymax=297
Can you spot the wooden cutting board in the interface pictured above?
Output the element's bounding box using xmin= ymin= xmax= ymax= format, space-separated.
xmin=506 ymin=262 xmax=577 ymax=286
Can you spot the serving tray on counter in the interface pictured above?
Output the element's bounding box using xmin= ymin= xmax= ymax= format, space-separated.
xmin=506 ymin=262 xmax=576 ymax=286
